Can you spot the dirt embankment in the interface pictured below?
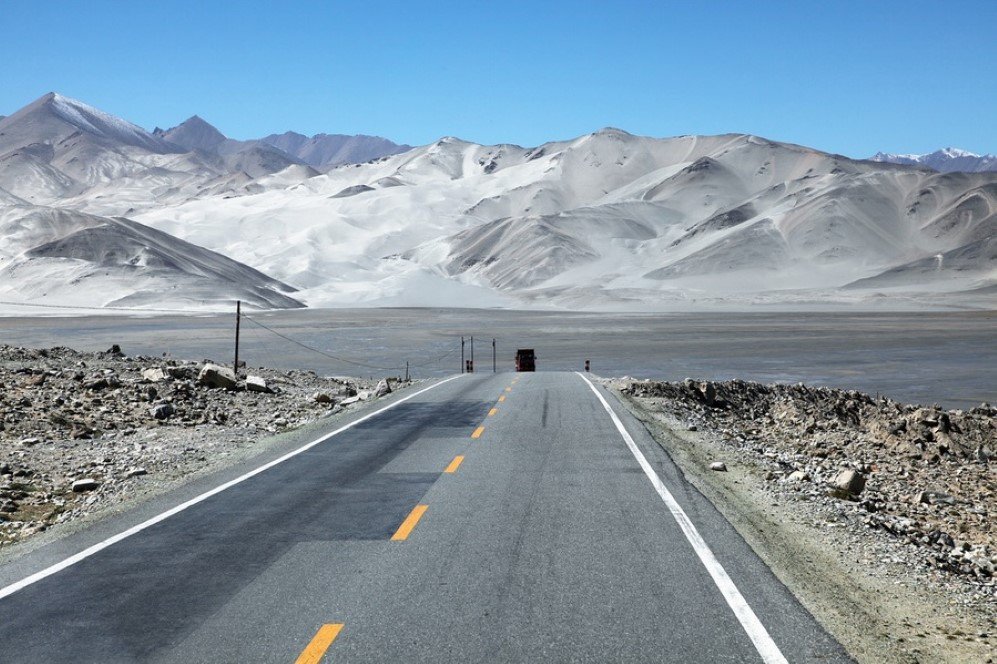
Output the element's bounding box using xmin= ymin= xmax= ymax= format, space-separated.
xmin=611 ymin=377 xmax=995 ymax=664
xmin=0 ymin=345 xmax=408 ymax=551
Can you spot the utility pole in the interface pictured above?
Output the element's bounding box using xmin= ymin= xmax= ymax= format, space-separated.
xmin=405 ymin=361 xmax=409 ymax=382
xmin=492 ymin=338 xmax=496 ymax=373
xmin=461 ymin=337 xmax=465 ymax=374
xmin=470 ymin=336 xmax=474 ymax=373
xmin=233 ymin=300 xmax=241 ymax=377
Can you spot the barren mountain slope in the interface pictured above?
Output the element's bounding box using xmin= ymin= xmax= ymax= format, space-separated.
xmin=0 ymin=205 xmax=303 ymax=310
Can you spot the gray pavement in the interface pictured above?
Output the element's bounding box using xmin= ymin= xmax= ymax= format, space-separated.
xmin=0 ymin=372 xmax=853 ymax=663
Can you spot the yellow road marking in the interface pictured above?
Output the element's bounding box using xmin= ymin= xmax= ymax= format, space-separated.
xmin=505 ymin=387 xmax=512 ymax=392
xmin=471 ymin=426 xmax=485 ymax=439
xmin=488 ymin=408 xmax=498 ymax=416
xmin=392 ymin=505 xmax=428 ymax=541
xmin=295 ymin=623 xmax=344 ymax=664
xmin=444 ymin=455 xmax=464 ymax=473
xmin=498 ymin=395 xmax=506 ymax=402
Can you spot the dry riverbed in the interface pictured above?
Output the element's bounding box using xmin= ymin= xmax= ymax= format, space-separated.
xmin=0 ymin=344 xmax=411 ymax=552
xmin=609 ymin=377 xmax=995 ymax=663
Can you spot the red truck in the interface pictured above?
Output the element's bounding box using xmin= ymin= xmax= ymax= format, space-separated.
xmin=515 ymin=349 xmax=536 ymax=372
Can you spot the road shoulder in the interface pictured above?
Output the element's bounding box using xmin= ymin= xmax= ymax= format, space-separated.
xmin=608 ymin=384 xmax=994 ymax=664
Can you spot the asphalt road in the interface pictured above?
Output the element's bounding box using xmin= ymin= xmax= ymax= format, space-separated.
xmin=0 ymin=372 xmax=852 ymax=663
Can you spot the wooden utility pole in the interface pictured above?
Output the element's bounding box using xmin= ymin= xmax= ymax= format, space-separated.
xmin=233 ymin=300 xmax=241 ymax=377
xmin=470 ymin=336 xmax=474 ymax=373
xmin=492 ymin=338 xmax=496 ymax=373
xmin=461 ymin=337 xmax=465 ymax=373
xmin=405 ymin=361 xmax=409 ymax=382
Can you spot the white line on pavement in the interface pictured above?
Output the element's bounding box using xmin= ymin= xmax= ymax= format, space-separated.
xmin=577 ymin=372 xmax=788 ymax=664
xmin=0 ymin=375 xmax=465 ymax=601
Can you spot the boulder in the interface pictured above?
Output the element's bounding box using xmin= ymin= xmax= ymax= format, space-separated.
xmin=149 ymin=403 xmax=175 ymax=420
xmin=125 ymin=467 xmax=148 ymax=478
xmin=246 ymin=376 xmax=271 ymax=393
xmin=709 ymin=461 xmax=728 ymax=472
xmin=375 ymin=379 xmax=392 ymax=398
xmin=834 ymin=469 xmax=866 ymax=495
xmin=198 ymin=364 xmax=237 ymax=390
xmin=141 ymin=368 xmax=167 ymax=382
xmin=312 ymin=392 xmax=333 ymax=404
xmin=71 ymin=478 xmax=100 ymax=492
xmin=787 ymin=470 xmax=810 ymax=483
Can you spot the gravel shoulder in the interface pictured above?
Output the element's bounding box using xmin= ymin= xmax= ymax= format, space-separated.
xmin=607 ymin=378 xmax=995 ymax=664
xmin=0 ymin=344 xmax=416 ymax=562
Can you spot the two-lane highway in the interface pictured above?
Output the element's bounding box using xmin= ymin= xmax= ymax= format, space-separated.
xmin=0 ymin=372 xmax=852 ymax=662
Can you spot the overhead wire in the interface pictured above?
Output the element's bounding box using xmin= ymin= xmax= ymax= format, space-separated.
xmin=4 ymin=299 xmax=468 ymax=373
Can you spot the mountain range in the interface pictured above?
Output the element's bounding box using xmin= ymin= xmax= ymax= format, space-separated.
xmin=0 ymin=92 xmax=994 ymax=311
xmin=871 ymin=148 xmax=997 ymax=173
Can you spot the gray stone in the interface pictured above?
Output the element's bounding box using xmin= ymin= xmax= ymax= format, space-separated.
xmin=710 ymin=461 xmax=727 ymax=472
xmin=71 ymin=478 xmax=100 ymax=492
xmin=246 ymin=375 xmax=271 ymax=393
xmin=312 ymin=392 xmax=333 ymax=404
xmin=141 ymin=368 xmax=167 ymax=382
xmin=834 ymin=469 xmax=866 ymax=495
xmin=197 ymin=364 xmax=237 ymax=390
xmin=787 ymin=470 xmax=810 ymax=483
xmin=374 ymin=379 xmax=392 ymax=398
xmin=149 ymin=403 xmax=175 ymax=420
xmin=125 ymin=467 xmax=148 ymax=478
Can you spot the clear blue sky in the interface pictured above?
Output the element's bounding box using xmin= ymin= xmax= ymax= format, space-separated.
xmin=2 ymin=0 xmax=995 ymax=157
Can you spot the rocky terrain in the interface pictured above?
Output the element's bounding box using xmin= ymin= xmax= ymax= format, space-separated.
xmin=0 ymin=344 xmax=406 ymax=549
xmin=613 ymin=377 xmax=995 ymax=661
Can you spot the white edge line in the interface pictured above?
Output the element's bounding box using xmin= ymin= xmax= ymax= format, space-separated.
xmin=577 ymin=372 xmax=788 ymax=664
xmin=0 ymin=374 xmax=465 ymax=601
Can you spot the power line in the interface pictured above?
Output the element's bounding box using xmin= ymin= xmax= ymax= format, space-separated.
xmin=0 ymin=299 xmax=210 ymax=314
xmin=242 ymin=314 xmax=409 ymax=371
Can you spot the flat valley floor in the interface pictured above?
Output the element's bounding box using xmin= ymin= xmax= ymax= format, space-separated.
xmin=1 ymin=308 xmax=993 ymax=409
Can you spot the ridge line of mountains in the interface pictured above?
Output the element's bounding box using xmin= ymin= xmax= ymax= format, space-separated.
xmin=0 ymin=92 xmax=994 ymax=311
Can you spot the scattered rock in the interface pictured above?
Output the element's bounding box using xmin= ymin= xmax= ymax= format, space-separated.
xmin=374 ymin=379 xmax=392 ymax=398
xmin=312 ymin=392 xmax=333 ymax=404
xmin=149 ymin=403 xmax=175 ymax=420
xmin=834 ymin=469 xmax=866 ymax=496
xmin=787 ymin=470 xmax=810 ymax=483
xmin=0 ymin=344 xmax=405 ymax=549
xmin=710 ymin=461 xmax=728 ymax=472
xmin=246 ymin=375 xmax=271 ymax=393
xmin=71 ymin=478 xmax=100 ymax=492
xmin=197 ymin=364 xmax=237 ymax=390
xmin=141 ymin=368 xmax=167 ymax=382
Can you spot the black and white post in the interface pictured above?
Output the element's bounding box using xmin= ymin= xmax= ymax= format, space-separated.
xmin=233 ymin=300 xmax=241 ymax=377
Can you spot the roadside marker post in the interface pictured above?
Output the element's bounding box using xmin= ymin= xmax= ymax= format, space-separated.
xmin=233 ymin=300 xmax=241 ymax=378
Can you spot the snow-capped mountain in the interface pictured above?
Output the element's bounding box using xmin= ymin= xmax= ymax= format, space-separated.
xmin=1 ymin=92 xmax=994 ymax=311
xmin=871 ymin=148 xmax=997 ymax=173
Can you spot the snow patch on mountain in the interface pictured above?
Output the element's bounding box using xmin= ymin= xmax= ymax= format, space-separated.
xmin=871 ymin=148 xmax=997 ymax=173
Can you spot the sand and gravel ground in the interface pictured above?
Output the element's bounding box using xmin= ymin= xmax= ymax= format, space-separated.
xmin=610 ymin=377 xmax=995 ymax=663
xmin=0 ymin=344 xmax=411 ymax=553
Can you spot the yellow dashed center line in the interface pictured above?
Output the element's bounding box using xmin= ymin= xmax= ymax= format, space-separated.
xmin=295 ymin=623 xmax=344 ymax=664
xmin=488 ymin=408 xmax=498 ymax=416
xmin=471 ymin=426 xmax=485 ymax=439
xmin=444 ymin=455 xmax=464 ymax=473
xmin=505 ymin=387 xmax=512 ymax=392
xmin=392 ymin=504 xmax=428 ymax=541
xmin=498 ymin=395 xmax=506 ymax=402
